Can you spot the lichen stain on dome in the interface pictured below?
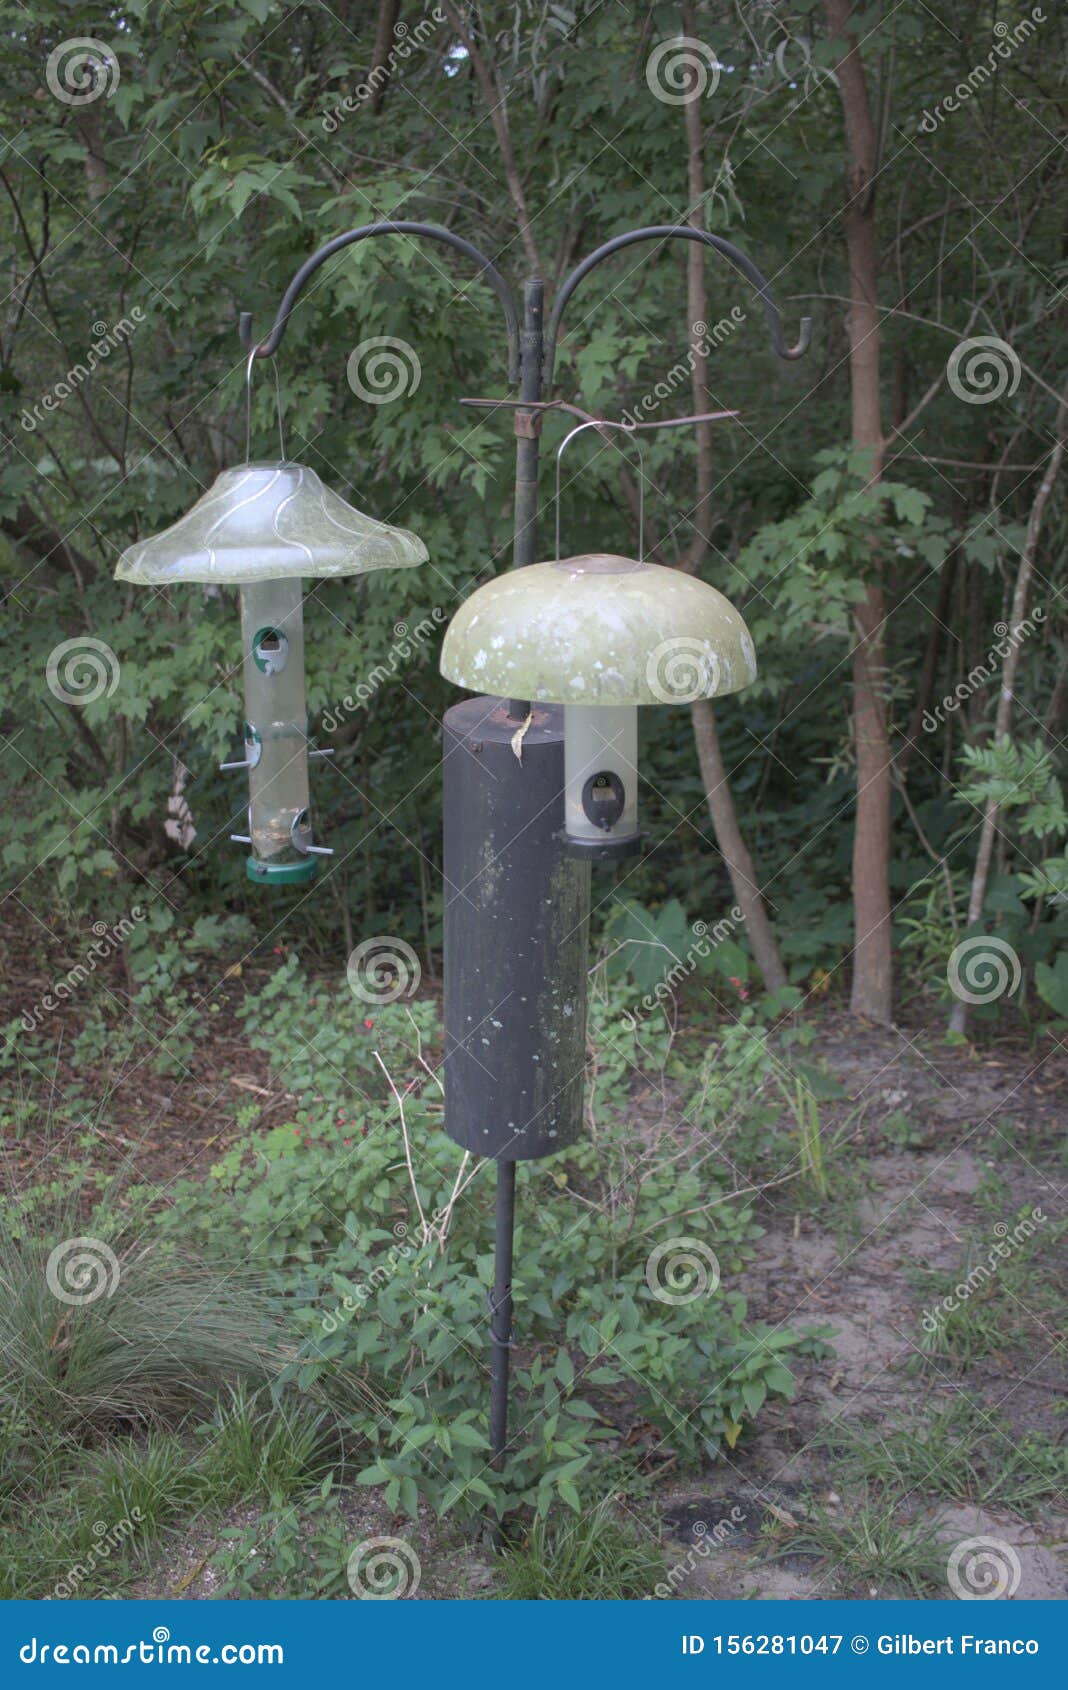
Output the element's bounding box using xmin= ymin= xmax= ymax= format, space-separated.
xmin=441 ymin=555 xmax=756 ymax=706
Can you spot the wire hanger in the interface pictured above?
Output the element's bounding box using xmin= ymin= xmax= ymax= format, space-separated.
xmin=555 ymin=420 xmax=646 ymax=562
xmin=245 ymin=348 xmax=287 ymax=462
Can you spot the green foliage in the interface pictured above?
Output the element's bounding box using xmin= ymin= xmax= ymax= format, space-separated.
xmin=0 ymin=1400 xmax=339 ymax=1599
xmin=957 ymin=737 xmax=1065 ymax=836
xmin=821 ymin=1400 xmax=1068 ymax=1516
xmin=194 ymin=1384 xmax=339 ymax=1504
xmin=0 ymin=1189 xmax=292 ymax=1450
xmin=603 ymin=897 xmax=699 ymax=995
xmin=235 ymin=951 xmax=439 ymax=1109
xmin=0 ymin=3 xmax=1063 ymax=1609
xmin=781 ymin=1493 xmax=947 ymax=1598
xmin=736 ymin=451 xmax=950 ymax=655
xmin=914 ymin=1208 xmax=1066 ymax=1369
xmin=495 ymin=1499 xmax=666 ymax=1600
xmin=1034 ymin=953 xmax=1068 ymax=1020
xmin=1 ymin=0 xmax=1061 ymax=1021
xmin=162 ymin=964 xmax=831 ymax=1523
xmin=946 ymin=737 xmax=1068 ymax=1012
xmin=882 ymin=1107 xmax=925 ymax=1151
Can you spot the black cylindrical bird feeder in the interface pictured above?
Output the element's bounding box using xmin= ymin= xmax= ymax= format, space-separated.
xmin=441 ymin=696 xmax=590 ymax=1160
xmin=439 ymin=549 xmax=757 ymax=1146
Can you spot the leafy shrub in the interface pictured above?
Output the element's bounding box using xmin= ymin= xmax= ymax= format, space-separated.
xmin=207 ymin=1483 xmax=355 ymax=1600
xmin=165 ymin=958 xmax=832 ymax=1524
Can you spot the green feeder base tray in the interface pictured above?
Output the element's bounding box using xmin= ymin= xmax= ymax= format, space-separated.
xmin=246 ymin=856 xmax=319 ymax=887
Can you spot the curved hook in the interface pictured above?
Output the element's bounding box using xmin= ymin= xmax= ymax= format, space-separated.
xmin=555 ymin=420 xmax=645 ymax=563
xmin=238 ymin=221 xmax=520 ymax=382
xmin=545 ymin=225 xmax=811 ymax=388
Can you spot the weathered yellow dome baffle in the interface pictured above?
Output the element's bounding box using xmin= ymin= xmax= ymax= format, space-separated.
xmin=115 ymin=458 xmax=426 ymax=886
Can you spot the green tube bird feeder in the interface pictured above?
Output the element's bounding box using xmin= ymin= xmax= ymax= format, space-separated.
xmin=115 ymin=460 xmax=427 ymax=885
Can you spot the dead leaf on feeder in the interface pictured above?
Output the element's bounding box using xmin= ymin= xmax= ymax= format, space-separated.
xmin=510 ymin=710 xmax=533 ymax=762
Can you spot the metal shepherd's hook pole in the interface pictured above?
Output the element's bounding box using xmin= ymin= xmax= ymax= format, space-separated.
xmin=489 ymin=275 xmax=545 ymax=1487
xmin=239 ymin=222 xmax=809 ymax=1536
xmin=488 ymin=1159 xmax=517 ymax=1470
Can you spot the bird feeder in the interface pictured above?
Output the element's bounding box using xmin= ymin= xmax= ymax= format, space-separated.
xmin=441 ymin=553 xmax=756 ymax=862
xmin=115 ymin=460 xmax=427 ymax=885
xmin=438 ymin=553 xmax=755 ymax=1162
xmin=218 ymin=214 xmax=808 ymax=1494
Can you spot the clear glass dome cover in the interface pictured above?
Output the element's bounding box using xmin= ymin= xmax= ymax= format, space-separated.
xmin=440 ymin=554 xmax=757 ymax=705
xmin=114 ymin=460 xmax=428 ymax=586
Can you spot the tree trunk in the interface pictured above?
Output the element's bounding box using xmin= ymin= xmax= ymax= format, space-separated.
xmin=368 ymin=0 xmax=402 ymax=112
xmin=678 ymin=0 xmax=787 ymax=995
xmin=692 ymin=700 xmax=789 ymax=992
xmin=826 ymin=0 xmax=893 ymax=1021
xmin=78 ymin=107 xmax=109 ymax=202
xmin=441 ymin=2 xmax=543 ymax=274
xmin=896 ymin=551 xmax=956 ymax=777
xmin=948 ymin=383 xmax=1066 ymax=1035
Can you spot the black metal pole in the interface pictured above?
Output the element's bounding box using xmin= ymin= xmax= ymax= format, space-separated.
xmin=489 ymin=274 xmax=542 ymax=1486
xmin=512 ymin=276 xmax=544 ymax=569
xmin=242 ymin=220 xmax=807 ymax=1528
xmin=507 ymin=277 xmax=543 ymax=719
xmin=488 ymin=1158 xmax=517 ymax=1469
